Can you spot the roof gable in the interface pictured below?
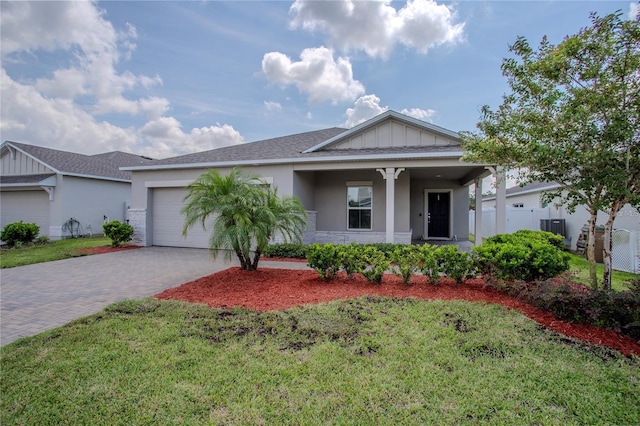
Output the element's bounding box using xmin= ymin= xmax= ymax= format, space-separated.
xmin=303 ymin=110 xmax=460 ymax=153
xmin=1 ymin=141 xmax=132 ymax=181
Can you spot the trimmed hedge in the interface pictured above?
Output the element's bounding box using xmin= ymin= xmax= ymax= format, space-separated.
xmin=472 ymin=230 xmax=570 ymax=281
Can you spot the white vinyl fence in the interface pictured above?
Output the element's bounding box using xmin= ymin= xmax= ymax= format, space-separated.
xmin=611 ymin=229 xmax=640 ymax=274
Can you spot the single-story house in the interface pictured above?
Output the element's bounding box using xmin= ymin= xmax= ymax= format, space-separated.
xmin=123 ymin=111 xmax=505 ymax=248
xmin=481 ymin=181 xmax=640 ymax=251
xmin=0 ymin=141 xmax=153 ymax=240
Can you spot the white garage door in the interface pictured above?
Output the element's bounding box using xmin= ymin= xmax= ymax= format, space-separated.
xmin=152 ymin=187 xmax=211 ymax=248
xmin=0 ymin=190 xmax=50 ymax=237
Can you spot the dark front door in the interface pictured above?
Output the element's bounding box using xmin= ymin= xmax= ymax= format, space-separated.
xmin=428 ymin=192 xmax=450 ymax=238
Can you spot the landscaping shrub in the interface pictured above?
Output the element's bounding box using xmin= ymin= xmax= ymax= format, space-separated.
xmin=103 ymin=220 xmax=134 ymax=247
xmin=359 ymin=246 xmax=390 ymax=284
xmin=338 ymin=243 xmax=366 ymax=279
xmin=472 ymin=231 xmax=570 ymax=281
xmin=366 ymin=243 xmax=402 ymax=255
xmin=263 ymin=243 xmax=306 ymax=259
xmin=502 ymin=276 xmax=640 ymax=340
xmin=389 ymin=245 xmax=422 ymax=285
xmin=306 ymin=243 xmax=340 ymax=281
xmin=418 ymin=244 xmax=440 ymax=284
xmin=0 ymin=221 xmax=40 ymax=247
xmin=435 ymin=245 xmax=474 ymax=284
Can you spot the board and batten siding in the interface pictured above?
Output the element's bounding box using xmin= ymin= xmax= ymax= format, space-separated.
xmin=0 ymin=149 xmax=54 ymax=175
xmin=329 ymin=120 xmax=457 ymax=150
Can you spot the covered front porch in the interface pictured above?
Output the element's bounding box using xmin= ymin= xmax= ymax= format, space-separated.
xmin=293 ymin=163 xmax=507 ymax=246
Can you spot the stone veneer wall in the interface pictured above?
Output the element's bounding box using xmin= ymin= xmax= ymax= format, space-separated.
xmin=127 ymin=208 xmax=147 ymax=246
xmin=314 ymin=231 xmax=412 ymax=245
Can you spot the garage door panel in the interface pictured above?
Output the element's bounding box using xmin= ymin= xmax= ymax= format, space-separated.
xmin=152 ymin=188 xmax=210 ymax=248
xmin=0 ymin=191 xmax=50 ymax=236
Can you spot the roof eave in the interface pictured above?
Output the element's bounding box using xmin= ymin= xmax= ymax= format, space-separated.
xmin=122 ymin=150 xmax=467 ymax=172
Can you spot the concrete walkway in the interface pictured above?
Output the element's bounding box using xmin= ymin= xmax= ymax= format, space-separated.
xmin=1 ymin=247 xmax=309 ymax=346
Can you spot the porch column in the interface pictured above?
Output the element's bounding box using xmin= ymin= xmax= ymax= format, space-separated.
xmin=486 ymin=166 xmax=507 ymax=235
xmin=377 ymin=167 xmax=405 ymax=243
xmin=474 ymin=177 xmax=483 ymax=246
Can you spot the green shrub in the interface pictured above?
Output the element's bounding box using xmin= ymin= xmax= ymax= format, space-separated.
xmin=472 ymin=231 xmax=570 ymax=281
xmin=0 ymin=221 xmax=40 ymax=247
xmin=389 ymin=245 xmax=422 ymax=285
xmin=263 ymin=243 xmax=306 ymax=259
xmin=360 ymin=246 xmax=390 ymax=284
xmin=338 ymin=243 xmax=366 ymax=279
xmin=419 ymin=244 xmax=440 ymax=284
xmin=506 ymin=277 xmax=640 ymax=340
xmin=366 ymin=243 xmax=402 ymax=255
xmin=306 ymin=243 xmax=340 ymax=281
xmin=103 ymin=220 xmax=134 ymax=247
xmin=435 ymin=245 xmax=474 ymax=284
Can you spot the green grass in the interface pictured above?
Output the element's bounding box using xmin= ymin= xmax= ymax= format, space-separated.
xmin=0 ymin=236 xmax=111 ymax=268
xmin=567 ymin=253 xmax=639 ymax=292
xmin=2 ymin=297 xmax=638 ymax=425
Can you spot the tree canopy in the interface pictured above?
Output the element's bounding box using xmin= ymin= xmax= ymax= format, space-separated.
xmin=461 ymin=11 xmax=639 ymax=289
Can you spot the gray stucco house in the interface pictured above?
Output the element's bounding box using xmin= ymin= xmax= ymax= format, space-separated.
xmin=124 ymin=111 xmax=504 ymax=248
xmin=0 ymin=141 xmax=153 ymax=240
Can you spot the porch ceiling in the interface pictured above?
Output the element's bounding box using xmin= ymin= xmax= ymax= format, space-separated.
xmin=409 ymin=165 xmax=490 ymax=185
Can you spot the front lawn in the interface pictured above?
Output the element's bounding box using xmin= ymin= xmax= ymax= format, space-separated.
xmin=2 ymin=297 xmax=638 ymax=425
xmin=0 ymin=236 xmax=111 ymax=268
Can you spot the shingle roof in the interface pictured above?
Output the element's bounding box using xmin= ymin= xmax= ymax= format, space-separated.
xmin=142 ymin=127 xmax=348 ymax=167
xmin=92 ymin=151 xmax=155 ymax=167
xmin=0 ymin=173 xmax=56 ymax=185
xmin=123 ymin=125 xmax=464 ymax=171
xmin=2 ymin=141 xmax=132 ymax=181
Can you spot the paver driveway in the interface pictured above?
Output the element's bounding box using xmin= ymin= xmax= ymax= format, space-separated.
xmin=1 ymin=247 xmax=238 ymax=346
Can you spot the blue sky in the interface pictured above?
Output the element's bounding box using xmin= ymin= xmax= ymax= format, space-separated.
xmin=1 ymin=0 xmax=638 ymax=159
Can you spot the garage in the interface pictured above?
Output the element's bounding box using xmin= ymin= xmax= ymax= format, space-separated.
xmin=152 ymin=187 xmax=210 ymax=248
xmin=0 ymin=190 xmax=50 ymax=236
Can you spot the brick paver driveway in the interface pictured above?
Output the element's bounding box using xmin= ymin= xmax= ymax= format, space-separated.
xmin=0 ymin=247 xmax=236 ymax=346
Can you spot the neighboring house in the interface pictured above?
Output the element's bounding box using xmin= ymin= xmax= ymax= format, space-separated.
xmin=0 ymin=141 xmax=154 ymax=240
xmin=124 ymin=111 xmax=501 ymax=248
xmin=481 ymin=182 xmax=640 ymax=250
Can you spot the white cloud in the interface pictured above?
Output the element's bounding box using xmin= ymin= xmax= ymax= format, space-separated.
xmin=0 ymin=1 xmax=243 ymax=159
xmin=343 ymin=94 xmax=388 ymax=128
xmin=262 ymin=46 xmax=365 ymax=104
xmin=264 ymin=101 xmax=283 ymax=112
xmin=630 ymin=2 xmax=640 ymax=19
xmin=400 ymin=107 xmax=436 ymax=122
xmin=290 ymin=0 xmax=464 ymax=59
xmin=139 ymin=118 xmax=244 ymax=158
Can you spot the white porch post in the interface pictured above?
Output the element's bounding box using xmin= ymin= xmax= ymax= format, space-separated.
xmin=485 ymin=166 xmax=507 ymax=235
xmin=495 ymin=166 xmax=507 ymax=234
xmin=474 ymin=177 xmax=483 ymax=246
xmin=377 ymin=167 xmax=405 ymax=243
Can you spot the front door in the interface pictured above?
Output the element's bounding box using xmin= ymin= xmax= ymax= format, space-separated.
xmin=427 ymin=191 xmax=450 ymax=239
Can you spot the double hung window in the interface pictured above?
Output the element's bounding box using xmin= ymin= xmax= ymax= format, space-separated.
xmin=347 ymin=186 xmax=372 ymax=230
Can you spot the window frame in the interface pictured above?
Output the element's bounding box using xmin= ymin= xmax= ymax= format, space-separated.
xmin=346 ymin=184 xmax=373 ymax=231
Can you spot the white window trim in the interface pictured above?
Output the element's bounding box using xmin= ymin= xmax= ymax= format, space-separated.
xmin=347 ymin=185 xmax=373 ymax=231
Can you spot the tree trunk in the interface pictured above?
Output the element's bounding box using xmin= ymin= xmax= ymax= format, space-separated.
xmin=251 ymin=249 xmax=261 ymax=271
xmin=602 ymin=201 xmax=623 ymax=291
xmin=586 ymin=212 xmax=598 ymax=289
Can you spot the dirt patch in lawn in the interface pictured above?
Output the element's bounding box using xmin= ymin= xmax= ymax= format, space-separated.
xmin=155 ymin=266 xmax=640 ymax=357
xmin=75 ymin=245 xmax=141 ymax=255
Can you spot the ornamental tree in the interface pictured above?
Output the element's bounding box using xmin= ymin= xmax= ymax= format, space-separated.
xmin=181 ymin=167 xmax=307 ymax=271
xmin=461 ymin=11 xmax=640 ymax=290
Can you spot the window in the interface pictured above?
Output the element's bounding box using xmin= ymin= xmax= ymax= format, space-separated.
xmin=512 ymin=203 xmax=524 ymax=208
xmin=347 ymin=186 xmax=372 ymax=230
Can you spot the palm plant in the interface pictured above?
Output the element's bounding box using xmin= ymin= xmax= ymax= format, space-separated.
xmin=181 ymin=167 xmax=307 ymax=271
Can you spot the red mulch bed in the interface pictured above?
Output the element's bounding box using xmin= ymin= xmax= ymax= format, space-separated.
xmin=155 ymin=266 xmax=640 ymax=357
xmin=76 ymin=245 xmax=141 ymax=255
